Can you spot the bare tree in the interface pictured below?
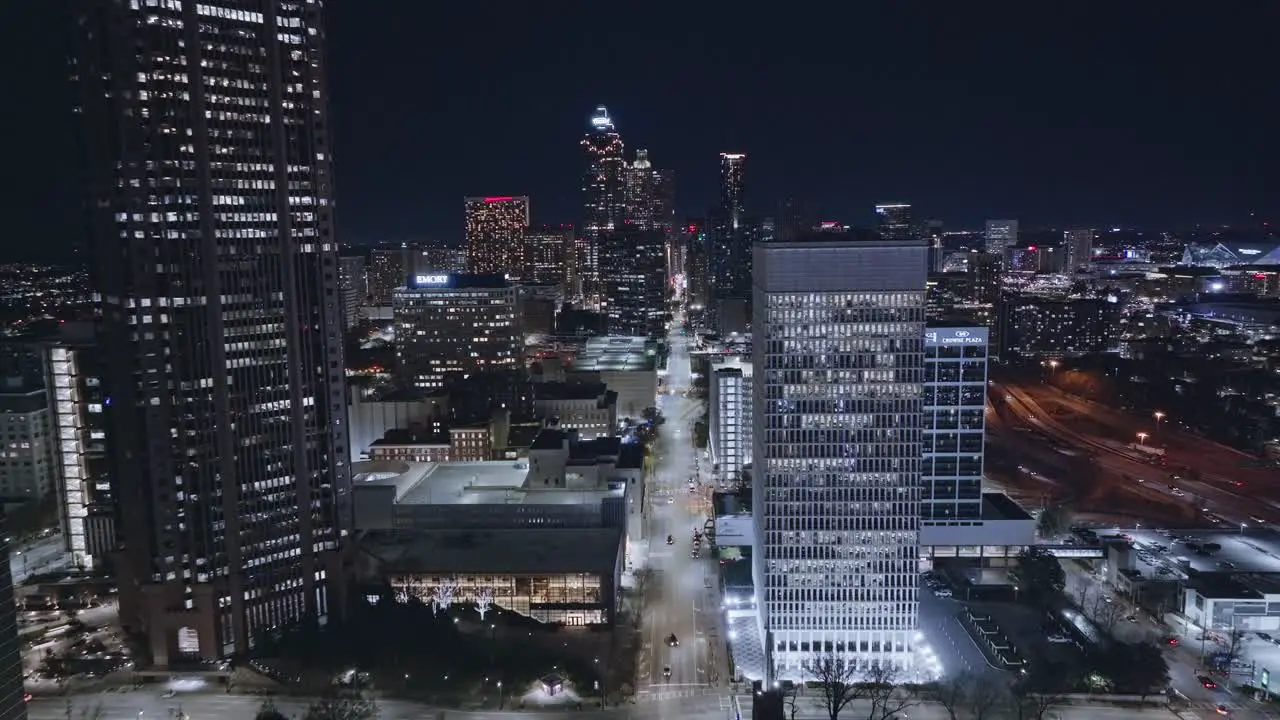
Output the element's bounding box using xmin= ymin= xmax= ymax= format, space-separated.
xmin=1008 ymin=685 xmax=1065 ymax=720
xmin=965 ymin=675 xmax=1008 ymax=719
xmin=474 ymin=586 xmax=495 ymax=620
xmin=780 ymin=682 xmax=800 ymax=720
xmin=862 ymin=664 xmax=918 ymax=720
xmin=255 ymin=699 xmax=289 ymax=720
xmin=921 ymin=676 xmax=966 ymax=720
xmin=803 ymin=654 xmax=869 ymax=720
xmin=427 ymin=579 xmax=457 ymax=617
xmin=302 ymin=692 xmax=379 ymax=720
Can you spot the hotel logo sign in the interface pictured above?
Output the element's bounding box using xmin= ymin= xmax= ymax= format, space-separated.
xmin=925 ymin=327 xmax=988 ymax=347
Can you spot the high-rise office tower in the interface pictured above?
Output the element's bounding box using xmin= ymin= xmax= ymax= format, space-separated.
xmin=44 ymin=339 xmax=116 ymax=572
xmin=752 ymin=235 xmax=927 ymax=679
xmin=525 ymin=225 xmax=577 ymax=296
xmin=581 ymin=106 xmax=626 ymax=307
xmin=406 ymin=244 xmax=467 ymax=277
xmin=779 ymin=196 xmax=812 ymax=243
xmin=1065 ymin=228 xmax=1094 ymax=274
xmin=682 ymin=221 xmax=711 ymax=308
xmin=921 ymin=326 xmax=988 ymax=522
xmin=465 ymin=196 xmax=530 ymax=276
xmin=875 ymin=203 xmax=914 ymax=240
xmin=393 ymin=274 xmax=521 ymax=390
xmin=338 ymin=255 xmax=366 ymax=329
xmin=602 ymin=226 xmax=667 ymax=338
xmin=0 ymin=511 xmax=24 ymax=720
xmin=984 ymin=220 xmax=1018 ymax=256
xmin=711 ymin=153 xmax=750 ymax=304
xmin=368 ymin=248 xmax=405 ymax=305
xmin=72 ymin=0 xmax=349 ymax=664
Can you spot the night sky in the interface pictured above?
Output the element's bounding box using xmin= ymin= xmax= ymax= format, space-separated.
xmin=3 ymin=2 xmax=1277 ymax=256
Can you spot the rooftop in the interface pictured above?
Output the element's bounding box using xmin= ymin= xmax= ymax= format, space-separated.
xmin=360 ymin=527 xmax=623 ymax=575
xmin=571 ymin=336 xmax=657 ymax=372
xmin=371 ymin=428 xmax=448 ymax=447
xmin=387 ymin=457 xmax=627 ymax=507
xmin=534 ymin=381 xmax=610 ymax=402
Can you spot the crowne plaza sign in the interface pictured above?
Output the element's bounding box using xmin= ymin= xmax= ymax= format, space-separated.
xmin=925 ymin=328 xmax=988 ymax=346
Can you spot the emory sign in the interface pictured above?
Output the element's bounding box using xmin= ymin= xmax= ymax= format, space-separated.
xmin=414 ymin=274 xmax=450 ymax=285
xmin=925 ymin=328 xmax=988 ymax=347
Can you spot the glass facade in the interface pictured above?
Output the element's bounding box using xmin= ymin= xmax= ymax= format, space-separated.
xmin=72 ymin=0 xmax=347 ymax=663
xmin=390 ymin=572 xmax=608 ymax=625
xmin=580 ymin=106 xmax=626 ymax=308
xmin=921 ymin=331 xmax=988 ymax=522
xmin=464 ymin=196 xmax=530 ymax=276
xmin=753 ymin=238 xmax=928 ymax=679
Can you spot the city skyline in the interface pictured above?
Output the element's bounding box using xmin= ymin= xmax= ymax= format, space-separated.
xmin=4 ymin=2 xmax=1279 ymax=260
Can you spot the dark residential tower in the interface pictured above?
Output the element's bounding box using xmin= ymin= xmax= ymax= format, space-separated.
xmin=710 ymin=153 xmax=751 ymax=308
xmin=72 ymin=0 xmax=349 ymax=665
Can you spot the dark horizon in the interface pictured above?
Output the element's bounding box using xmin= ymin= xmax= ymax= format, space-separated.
xmin=2 ymin=1 xmax=1277 ymax=258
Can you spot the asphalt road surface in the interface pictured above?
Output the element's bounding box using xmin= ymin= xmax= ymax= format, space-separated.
xmin=33 ymin=689 xmax=1216 ymax=720
xmin=638 ymin=315 xmax=727 ymax=698
xmin=28 ymin=692 xmax=738 ymax=720
xmin=11 ymin=535 xmax=69 ymax=585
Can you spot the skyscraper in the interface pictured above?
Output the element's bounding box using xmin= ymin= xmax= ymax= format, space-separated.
xmin=623 ymin=149 xmax=674 ymax=235
xmin=0 ymin=511 xmax=24 ymax=720
xmin=752 ymin=235 xmax=927 ymax=679
xmin=720 ymin=153 xmax=747 ymax=231
xmin=72 ymin=0 xmax=348 ymax=664
xmin=1065 ymin=228 xmax=1094 ymax=273
xmin=984 ymin=220 xmax=1019 ymax=256
xmin=581 ymin=106 xmax=626 ymax=307
xmin=524 ymin=225 xmax=577 ymax=296
xmin=711 ymin=153 xmax=751 ymax=305
xmin=338 ymin=255 xmax=367 ymax=329
xmin=602 ymin=226 xmax=667 ymax=338
xmin=875 ymin=203 xmax=914 ymax=240
xmin=464 ymin=196 xmax=530 ymax=276
xmin=368 ymin=248 xmax=406 ymax=305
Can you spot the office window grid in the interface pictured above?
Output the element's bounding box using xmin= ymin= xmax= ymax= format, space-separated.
xmin=758 ymin=290 xmax=924 ymax=676
xmin=922 ymin=343 xmax=988 ymax=522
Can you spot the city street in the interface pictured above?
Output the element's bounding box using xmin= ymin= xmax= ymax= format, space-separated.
xmin=637 ymin=315 xmax=728 ymax=697
xmin=31 ymin=687 xmax=1212 ymax=720
xmin=27 ymin=691 xmax=740 ymax=720
xmin=11 ymin=535 xmax=70 ymax=585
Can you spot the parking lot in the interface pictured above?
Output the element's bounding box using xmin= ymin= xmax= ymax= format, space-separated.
xmin=1096 ymin=526 xmax=1280 ymax=577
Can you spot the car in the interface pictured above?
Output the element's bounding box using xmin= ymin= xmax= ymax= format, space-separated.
xmin=666 ymin=633 xmax=679 ymax=647
xmin=1047 ymin=634 xmax=1072 ymax=644
xmin=663 ymin=666 xmax=672 ymax=679
xmin=162 ymin=690 xmax=176 ymax=698
xmin=1259 ymin=632 xmax=1274 ymax=642
xmin=1126 ymin=615 xmax=1138 ymax=623
xmin=933 ymin=588 xmax=953 ymax=598
xmin=1164 ymin=636 xmax=1179 ymax=646
xmin=1220 ymin=561 xmax=1237 ymax=569
xmin=1199 ymin=675 xmax=1218 ymax=689
xmin=1216 ymin=703 xmax=1231 ymax=715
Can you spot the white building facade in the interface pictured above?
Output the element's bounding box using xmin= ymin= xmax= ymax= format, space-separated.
xmin=709 ymin=359 xmax=753 ymax=481
xmin=753 ymin=237 xmax=927 ymax=679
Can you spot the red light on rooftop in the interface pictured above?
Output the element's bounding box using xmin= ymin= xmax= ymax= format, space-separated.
xmin=1027 ymin=245 xmax=1037 ymax=251
xmin=1255 ymin=273 xmax=1268 ymax=279
xmin=483 ymin=196 xmax=514 ymax=203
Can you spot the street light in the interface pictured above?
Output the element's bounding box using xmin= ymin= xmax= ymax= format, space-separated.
xmin=1241 ymin=523 xmax=1247 ymax=536
xmin=1153 ymin=411 xmax=1166 ymax=442
xmin=1136 ymin=432 xmax=1149 ymax=446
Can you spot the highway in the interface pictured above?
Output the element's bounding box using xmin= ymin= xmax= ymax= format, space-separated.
xmin=637 ymin=313 xmax=728 ymax=699
xmin=11 ymin=535 xmax=69 ymax=585
xmin=991 ymin=382 xmax=1275 ymax=528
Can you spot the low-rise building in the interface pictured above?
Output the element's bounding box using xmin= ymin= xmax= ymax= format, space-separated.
xmin=532 ymin=382 xmax=617 ymax=439
xmin=567 ymin=336 xmax=658 ymax=419
xmin=350 ymin=428 xmax=644 ymax=626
